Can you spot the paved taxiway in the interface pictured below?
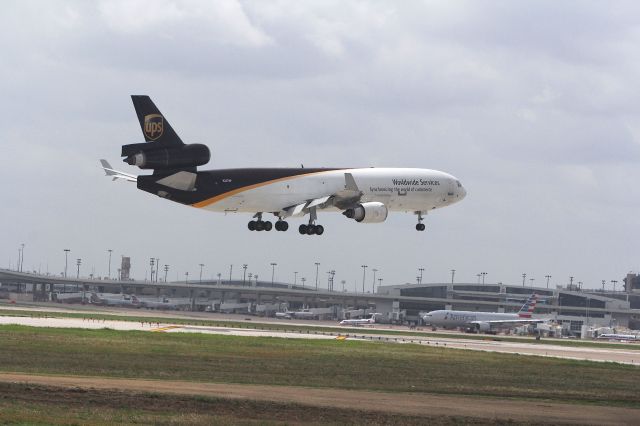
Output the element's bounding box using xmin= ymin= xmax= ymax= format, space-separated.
xmin=1 ymin=314 xmax=639 ymax=364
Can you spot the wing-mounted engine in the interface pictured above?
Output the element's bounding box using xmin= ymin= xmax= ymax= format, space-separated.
xmin=474 ymin=322 xmax=491 ymax=333
xmin=343 ymin=202 xmax=388 ymax=223
xmin=121 ymin=142 xmax=210 ymax=171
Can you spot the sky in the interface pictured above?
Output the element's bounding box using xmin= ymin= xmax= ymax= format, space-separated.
xmin=1 ymin=0 xmax=638 ymax=291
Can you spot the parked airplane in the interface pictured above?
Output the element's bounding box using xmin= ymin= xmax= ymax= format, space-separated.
xmin=597 ymin=333 xmax=640 ymax=341
xmin=101 ymin=96 xmax=466 ymax=235
xmin=90 ymin=292 xmax=140 ymax=308
xmin=422 ymin=294 xmax=545 ymax=333
xmin=136 ymin=296 xmax=180 ymax=310
xmin=340 ymin=314 xmax=378 ymax=326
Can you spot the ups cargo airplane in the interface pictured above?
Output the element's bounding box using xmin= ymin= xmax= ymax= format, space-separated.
xmin=101 ymin=96 xmax=466 ymax=235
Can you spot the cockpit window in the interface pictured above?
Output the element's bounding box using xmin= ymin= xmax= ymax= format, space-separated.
xmin=456 ymin=180 xmax=461 ymax=188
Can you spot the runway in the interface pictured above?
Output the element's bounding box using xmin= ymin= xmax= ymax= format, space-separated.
xmin=1 ymin=314 xmax=639 ymax=364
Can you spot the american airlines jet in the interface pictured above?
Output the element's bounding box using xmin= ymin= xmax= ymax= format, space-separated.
xmin=422 ymin=294 xmax=544 ymax=333
xmin=102 ymin=96 xmax=466 ymax=235
xmin=339 ymin=314 xmax=379 ymax=326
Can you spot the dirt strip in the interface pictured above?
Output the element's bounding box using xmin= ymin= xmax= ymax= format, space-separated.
xmin=0 ymin=373 xmax=637 ymax=425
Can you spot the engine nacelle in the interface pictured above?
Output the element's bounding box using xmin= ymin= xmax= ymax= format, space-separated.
xmin=476 ymin=322 xmax=491 ymax=333
xmin=122 ymin=143 xmax=210 ymax=170
xmin=343 ymin=202 xmax=388 ymax=223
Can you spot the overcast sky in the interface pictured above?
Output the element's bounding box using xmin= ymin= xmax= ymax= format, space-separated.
xmin=1 ymin=1 xmax=638 ymax=291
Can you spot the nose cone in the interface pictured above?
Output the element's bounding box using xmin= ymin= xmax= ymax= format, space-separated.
xmin=459 ymin=182 xmax=467 ymax=200
xmin=450 ymin=176 xmax=466 ymax=201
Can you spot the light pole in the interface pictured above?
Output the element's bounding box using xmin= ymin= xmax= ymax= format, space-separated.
xmin=569 ymin=276 xmax=574 ymax=290
xmin=602 ymin=280 xmax=606 ymax=292
xmin=217 ymin=273 xmax=221 ymax=285
xmin=199 ymin=263 xmax=205 ymax=283
xmin=155 ymin=258 xmax=160 ymax=282
xmin=294 ymin=271 xmax=298 ymax=286
xmin=185 ymin=271 xmax=189 ymax=283
xmin=63 ymin=249 xmax=70 ymax=278
xmin=314 ymin=262 xmax=320 ymax=290
xmin=378 ymin=278 xmax=383 ymax=290
xmin=149 ymin=258 xmax=155 ymax=283
xmin=254 ymin=274 xmax=258 ymax=285
xmin=418 ymin=268 xmax=424 ymax=285
xmin=270 ymin=262 xmax=277 ymax=286
xmin=530 ymin=278 xmax=535 ymax=287
xmin=476 ymin=273 xmax=481 ymax=284
xmin=164 ymin=265 xmax=169 ymax=282
xmin=361 ymin=265 xmax=367 ymax=293
xmin=242 ymin=264 xmax=248 ymax=286
xmin=522 ymin=273 xmax=526 ymax=287
xmin=372 ymin=268 xmax=378 ymax=293
xmin=229 ymin=264 xmax=233 ymax=283
xmin=19 ymin=243 xmax=25 ymax=272
xmin=76 ymin=258 xmax=82 ymax=279
xmin=107 ymin=249 xmax=113 ymax=279
xmin=612 ymin=280 xmax=618 ymax=292
xmin=301 ymin=277 xmax=306 ymax=289
xmin=545 ymin=275 xmax=551 ymax=289
xmin=450 ymin=269 xmax=455 ymax=284
xmin=481 ymin=272 xmax=487 ymax=285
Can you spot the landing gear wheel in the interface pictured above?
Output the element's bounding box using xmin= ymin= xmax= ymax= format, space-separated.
xmin=416 ymin=223 xmax=425 ymax=231
xmin=307 ymin=225 xmax=316 ymax=235
xmin=275 ymin=221 xmax=282 ymax=231
xmin=264 ymin=221 xmax=272 ymax=231
xmin=299 ymin=224 xmax=308 ymax=235
xmin=248 ymin=221 xmax=256 ymax=231
xmin=315 ymin=225 xmax=324 ymax=235
xmin=280 ymin=221 xmax=289 ymax=232
xmin=255 ymin=221 xmax=265 ymax=231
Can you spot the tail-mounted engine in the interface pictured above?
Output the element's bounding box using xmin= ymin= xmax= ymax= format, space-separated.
xmin=121 ymin=142 xmax=210 ymax=170
xmin=343 ymin=202 xmax=388 ymax=223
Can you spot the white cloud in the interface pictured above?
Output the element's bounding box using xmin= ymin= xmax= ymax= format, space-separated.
xmin=98 ymin=0 xmax=272 ymax=47
xmin=0 ymin=0 xmax=639 ymax=286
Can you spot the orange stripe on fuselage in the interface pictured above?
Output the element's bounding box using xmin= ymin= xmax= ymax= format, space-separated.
xmin=191 ymin=170 xmax=337 ymax=208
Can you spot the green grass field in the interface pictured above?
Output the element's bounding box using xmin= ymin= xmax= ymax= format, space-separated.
xmin=1 ymin=325 xmax=639 ymax=407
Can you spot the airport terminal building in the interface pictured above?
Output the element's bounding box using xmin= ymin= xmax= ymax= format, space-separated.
xmin=2 ymin=268 xmax=640 ymax=333
xmin=376 ymin=281 xmax=640 ymax=332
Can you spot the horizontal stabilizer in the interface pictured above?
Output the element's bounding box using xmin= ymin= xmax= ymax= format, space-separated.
xmin=99 ymin=159 xmax=137 ymax=182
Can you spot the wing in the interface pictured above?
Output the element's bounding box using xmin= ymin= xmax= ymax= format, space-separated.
xmin=279 ymin=172 xmax=363 ymax=217
xmin=471 ymin=319 xmax=546 ymax=327
xmin=100 ymin=159 xmax=138 ymax=182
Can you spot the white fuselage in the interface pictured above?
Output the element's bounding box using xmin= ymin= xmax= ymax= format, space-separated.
xmin=424 ymin=310 xmax=522 ymax=328
xmin=199 ymin=168 xmax=466 ymax=214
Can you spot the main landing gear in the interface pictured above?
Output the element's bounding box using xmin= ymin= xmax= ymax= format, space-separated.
xmin=298 ymin=206 xmax=324 ymax=236
xmin=248 ymin=213 xmax=289 ymax=232
xmin=298 ymin=223 xmax=324 ymax=236
xmin=415 ymin=211 xmax=426 ymax=232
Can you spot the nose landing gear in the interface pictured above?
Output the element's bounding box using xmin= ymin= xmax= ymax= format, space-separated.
xmin=415 ymin=211 xmax=426 ymax=232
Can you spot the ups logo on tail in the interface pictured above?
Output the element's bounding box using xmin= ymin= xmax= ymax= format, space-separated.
xmin=144 ymin=114 xmax=164 ymax=140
